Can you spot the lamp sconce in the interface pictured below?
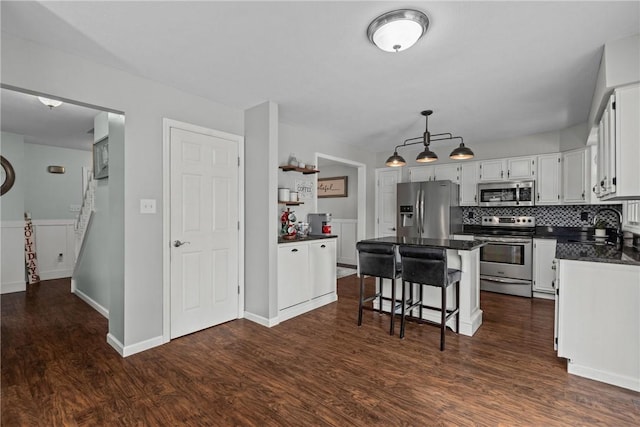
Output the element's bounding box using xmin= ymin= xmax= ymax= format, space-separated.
xmin=47 ymin=166 xmax=65 ymax=174
xmin=385 ymin=110 xmax=474 ymax=167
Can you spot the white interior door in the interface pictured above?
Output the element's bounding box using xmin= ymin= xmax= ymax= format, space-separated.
xmin=376 ymin=168 xmax=401 ymax=237
xmin=170 ymin=127 xmax=239 ymax=339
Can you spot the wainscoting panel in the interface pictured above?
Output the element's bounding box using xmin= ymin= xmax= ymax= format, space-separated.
xmin=1 ymin=221 xmax=26 ymax=294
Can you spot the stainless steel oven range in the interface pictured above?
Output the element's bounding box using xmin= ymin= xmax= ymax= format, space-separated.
xmin=475 ymin=216 xmax=535 ymax=298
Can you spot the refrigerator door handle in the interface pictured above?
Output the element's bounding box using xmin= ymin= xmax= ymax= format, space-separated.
xmin=419 ymin=188 xmax=425 ymax=236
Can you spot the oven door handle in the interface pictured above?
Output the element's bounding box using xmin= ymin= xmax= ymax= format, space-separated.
xmin=480 ymin=275 xmax=531 ymax=285
xmin=476 ymin=237 xmax=531 ymax=244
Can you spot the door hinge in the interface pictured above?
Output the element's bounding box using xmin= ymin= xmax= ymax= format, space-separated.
xmin=612 ymin=101 xmax=616 ymax=110
xmin=612 ymin=177 xmax=617 ymax=185
xmin=238 ymin=221 xmax=240 ymax=230
xmin=555 ymin=337 xmax=558 ymax=345
xmin=556 ymin=288 xmax=559 ymax=296
xmin=558 ymin=157 xmax=561 ymax=163
xmin=237 ymin=285 xmax=240 ymax=295
xmin=238 ymin=157 xmax=240 ymax=167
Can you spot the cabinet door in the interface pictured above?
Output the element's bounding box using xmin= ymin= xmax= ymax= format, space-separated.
xmin=433 ymin=163 xmax=459 ymax=184
xmin=533 ymin=239 xmax=557 ymax=294
xmin=562 ymin=149 xmax=588 ymax=204
xmin=507 ymin=156 xmax=536 ymax=180
xmin=309 ymin=239 xmax=336 ymax=299
xmin=605 ymin=95 xmax=617 ymax=195
xmin=409 ymin=166 xmax=435 ymax=182
xmin=277 ymin=244 xmax=310 ymax=309
xmin=537 ymin=153 xmax=561 ymax=205
xmin=459 ymin=162 xmax=479 ymax=206
xmin=478 ymin=159 xmax=505 ymax=181
xmin=338 ymin=221 xmax=357 ymax=265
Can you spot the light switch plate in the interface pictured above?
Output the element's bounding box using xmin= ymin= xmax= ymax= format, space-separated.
xmin=140 ymin=199 xmax=156 ymax=214
xmin=69 ymin=204 xmax=81 ymax=212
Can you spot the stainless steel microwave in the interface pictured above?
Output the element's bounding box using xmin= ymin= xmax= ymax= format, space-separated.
xmin=477 ymin=181 xmax=535 ymax=207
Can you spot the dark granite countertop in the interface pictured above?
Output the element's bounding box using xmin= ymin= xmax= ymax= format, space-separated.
xmin=358 ymin=236 xmax=486 ymax=251
xmin=278 ymin=234 xmax=338 ymax=244
xmin=555 ymin=243 xmax=640 ymax=266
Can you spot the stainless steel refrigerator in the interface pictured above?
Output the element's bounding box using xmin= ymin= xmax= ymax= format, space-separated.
xmin=397 ymin=180 xmax=462 ymax=238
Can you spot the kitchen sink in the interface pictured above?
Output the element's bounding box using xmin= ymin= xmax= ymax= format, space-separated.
xmin=566 ymin=239 xmax=613 ymax=245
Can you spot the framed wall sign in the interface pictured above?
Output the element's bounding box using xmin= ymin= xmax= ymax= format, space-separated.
xmin=318 ymin=176 xmax=347 ymax=198
xmin=93 ymin=137 xmax=109 ymax=179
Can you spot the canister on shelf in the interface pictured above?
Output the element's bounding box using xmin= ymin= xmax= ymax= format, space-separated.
xmin=278 ymin=188 xmax=290 ymax=202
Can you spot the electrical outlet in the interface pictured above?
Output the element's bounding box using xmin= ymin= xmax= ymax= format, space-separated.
xmin=581 ymin=212 xmax=589 ymax=221
xmin=69 ymin=204 xmax=81 ymax=212
xmin=140 ymin=199 xmax=157 ymax=214
xmin=468 ymin=211 xmax=474 ymax=219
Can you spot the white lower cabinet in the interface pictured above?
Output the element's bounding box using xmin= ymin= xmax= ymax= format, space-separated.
xmin=532 ymin=238 xmax=556 ymax=297
xmin=277 ymin=238 xmax=337 ymax=322
xmin=331 ymin=219 xmax=357 ymax=265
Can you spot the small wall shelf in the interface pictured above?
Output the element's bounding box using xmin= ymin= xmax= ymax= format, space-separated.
xmin=278 ymin=201 xmax=304 ymax=206
xmin=279 ymin=165 xmax=319 ymax=174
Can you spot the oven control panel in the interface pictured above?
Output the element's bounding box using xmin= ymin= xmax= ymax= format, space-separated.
xmin=481 ymin=216 xmax=536 ymax=227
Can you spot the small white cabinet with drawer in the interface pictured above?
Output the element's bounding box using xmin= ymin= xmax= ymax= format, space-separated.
xmin=277 ymin=238 xmax=337 ymax=322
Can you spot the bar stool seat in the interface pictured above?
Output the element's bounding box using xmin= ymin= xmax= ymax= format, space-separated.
xmin=398 ymin=245 xmax=460 ymax=351
xmin=356 ymin=242 xmax=402 ymax=335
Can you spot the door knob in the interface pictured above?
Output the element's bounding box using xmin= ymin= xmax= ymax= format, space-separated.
xmin=173 ymin=240 xmax=190 ymax=247
xmin=391 ymin=227 xmax=396 ymax=231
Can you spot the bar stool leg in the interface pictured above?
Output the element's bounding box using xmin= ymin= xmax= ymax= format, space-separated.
xmin=418 ymin=284 xmax=423 ymax=320
xmin=440 ymin=286 xmax=447 ymax=351
xmin=378 ymin=277 xmax=383 ymax=314
xmin=400 ymin=280 xmax=407 ymax=339
xmin=389 ymin=278 xmax=396 ymax=335
xmin=358 ymin=275 xmax=365 ymax=326
xmin=455 ymin=281 xmax=460 ymax=333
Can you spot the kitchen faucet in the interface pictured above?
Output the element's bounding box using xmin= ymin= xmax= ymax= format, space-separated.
xmin=592 ymin=207 xmax=623 ymax=245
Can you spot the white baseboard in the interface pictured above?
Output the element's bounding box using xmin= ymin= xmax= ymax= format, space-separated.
xmin=107 ymin=333 xmax=124 ymax=356
xmin=40 ymin=269 xmax=73 ymax=281
xmin=568 ymin=361 xmax=640 ymax=392
xmin=1 ymin=281 xmax=26 ymax=294
xmin=72 ymin=287 xmax=109 ymax=319
xmin=107 ymin=333 xmax=164 ymax=358
xmin=533 ymin=291 xmax=555 ymax=300
xmin=278 ymin=293 xmax=337 ymax=324
xmin=244 ymin=311 xmax=280 ymax=327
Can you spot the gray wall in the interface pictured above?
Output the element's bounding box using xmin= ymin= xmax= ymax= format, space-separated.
xmin=2 ymin=33 xmax=243 ymax=351
xmin=23 ymin=143 xmax=91 ymax=220
xmin=0 ymin=132 xmax=25 ymax=221
xmin=317 ymin=164 xmax=358 ymax=219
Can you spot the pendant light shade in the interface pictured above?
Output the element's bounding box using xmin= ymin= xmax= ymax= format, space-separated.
xmin=385 ymin=151 xmax=406 ymax=167
xmin=367 ymin=9 xmax=429 ymax=53
xmin=416 ymin=147 xmax=438 ymax=163
xmin=449 ymin=142 xmax=474 ymax=160
xmin=384 ymin=110 xmax=474 ymax=167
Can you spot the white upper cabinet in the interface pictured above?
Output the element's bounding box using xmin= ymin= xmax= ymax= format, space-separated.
xmin=459 ymin=162 xmax=479 ymax=206
xmin=507 ymin=156 xmax=536 ymax=180
xmin=409 ymin=165 xmax=435 ymax=182
xmin=478 ymin=159 xmax=506 ymax=181
xmin=562 ymin=149 xmax=589 ymax=204
xmin=537 ymin=153 xmax=561 ymax=205
xmin=433 ymin=163 xmax=460 ymax=183
xmin=597 ymin=83 xmax=640 ymax=200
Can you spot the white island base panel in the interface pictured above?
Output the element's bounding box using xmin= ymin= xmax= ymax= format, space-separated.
xmin=373 ymin=248 xmax=483 ymax=337
xmin=557 ymin=259 xmax=640 ymax=392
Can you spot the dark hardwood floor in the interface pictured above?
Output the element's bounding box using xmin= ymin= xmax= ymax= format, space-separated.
xmin=2 ymin=276 xmax=639 ymax=426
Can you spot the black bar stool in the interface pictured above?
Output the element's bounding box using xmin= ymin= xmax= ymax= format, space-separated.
xmin=356 ymin=242 xmax=402 ymax=335
xmin=398 ymin=245 xmax=460 ymax=351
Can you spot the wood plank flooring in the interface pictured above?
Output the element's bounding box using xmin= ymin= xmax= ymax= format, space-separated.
xmin=2 ymin=276 xmax=639 ymax=426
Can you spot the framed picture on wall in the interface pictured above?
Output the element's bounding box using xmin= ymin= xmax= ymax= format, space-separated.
xmin=318 ymin=176 xmax=348 ymax=198
xmin=93 ymin=137 xmax=109 ymax=179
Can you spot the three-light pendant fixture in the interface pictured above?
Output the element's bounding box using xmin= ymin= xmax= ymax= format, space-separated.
xmin=385 ymin=110 xmax=474 ymax=167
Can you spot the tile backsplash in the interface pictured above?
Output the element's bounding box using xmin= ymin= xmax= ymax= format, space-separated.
xmin=461 ymin=204 xmax=623 ymax=228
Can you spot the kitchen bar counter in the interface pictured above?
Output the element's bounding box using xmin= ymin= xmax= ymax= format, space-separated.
xmin=278 ymin=234 xmax=337 ymax=244
xmin=358 ymin=237 xmax=484 ymax=337
xmin=555 ymin=242 xmax=640 ymax=266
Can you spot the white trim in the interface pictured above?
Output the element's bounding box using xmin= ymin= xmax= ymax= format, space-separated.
xmin=243 ymin=311 xmax=280 ymax=327
xmin=0 ymin=221 xmax=25 ymax=227
xmin=278 ymin=293 xmax=337 ymax=324
xmin=374 ymin=167 xmax=401 ymax=237
xmin=162 ymin=118 xmax=245 ymax=344
xmin=533 ymin=291 xmax=555 ymax=300
xmin=31 ymin=219 xmax=75 ymax=226
xmin=567 ymin=361 xmax=640 ymax=392
xmin=107 ymin=333 xmax=124 ymax=356
xmin=107 ymin=333 xmax=164 ymax=358
xmin=72 ymin=286 xmax=109 ymax=319
xmin=314 ymin=153 xmax=366 ymax=243
xmin=1 ymin=281 xmax=26 ymax=294
xmin=40 ymin=269 xmax=73 ymax=281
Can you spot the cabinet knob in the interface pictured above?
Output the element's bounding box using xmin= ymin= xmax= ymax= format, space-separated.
xmin=391 ymin=227 xmax=396 ymax=231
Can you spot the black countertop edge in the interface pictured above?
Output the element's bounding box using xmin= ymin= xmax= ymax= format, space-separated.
xmin=555 ymin=243 xmax=640 ymax=266
xmin=278 ymin=234 xmax=337 ymax=244
xmin=358 ymin=236 xmax=486 ymax=251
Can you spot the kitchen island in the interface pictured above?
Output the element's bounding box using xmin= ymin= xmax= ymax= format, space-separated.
xmin=357 ymin=236 xmax=485 ymax=337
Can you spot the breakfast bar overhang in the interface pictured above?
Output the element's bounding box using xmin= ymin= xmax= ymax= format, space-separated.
xmin=357 ymin=236 xmax=486 ymax=336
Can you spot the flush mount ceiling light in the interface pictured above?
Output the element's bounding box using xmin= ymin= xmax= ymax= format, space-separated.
xmin=367 ymin=9 xmax=429 ymax=53
xmin=38 ymin=96 xmax=63 ymax=109
xmin=385 ymin=110 xmax=474 ymax=167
